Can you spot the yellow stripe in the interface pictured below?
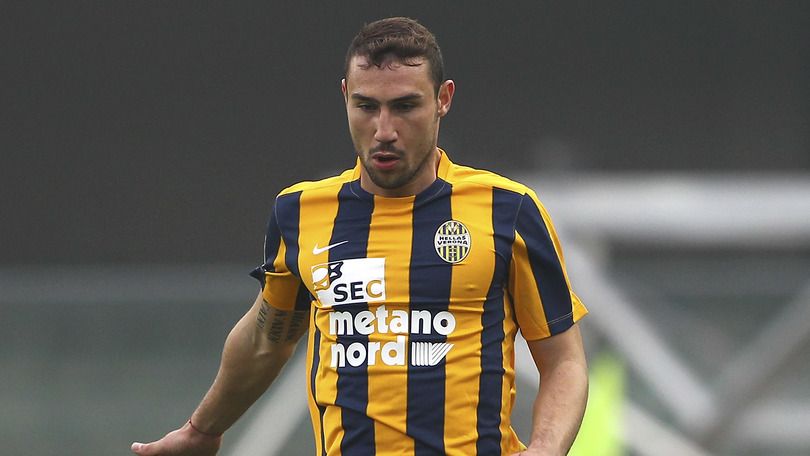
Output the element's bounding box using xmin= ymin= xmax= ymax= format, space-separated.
xmin=261 ymin=237 xmax=295 ymax=311
xmin=442 ymin=185 xmax=492 ymax=454
xmin=367 ymin=195 xmax=415 ymax=455
xmin=297 ymin=184 xmax=344 ymax=456
xmin=500 ymin=292 xmax=523 ymax=453
xmin=305 ymin=306 xmax=324 ymax=456
xmin=272 ymin=235 xmax=288 ymax=273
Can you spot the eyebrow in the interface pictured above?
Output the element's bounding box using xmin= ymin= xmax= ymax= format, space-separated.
xmin=350 ymin=93 xmax=424 ymax=104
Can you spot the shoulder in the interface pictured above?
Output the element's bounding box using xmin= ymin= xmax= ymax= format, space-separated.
xmin=276 ymin=168 xmax=356 ymax=198
xmin=445 ymin=161 xmax=555 ymax=225
xmin=269 ymin=168 xmax=356 ymax=219
xmin=445 ymin=161 xmax=535 ymax=197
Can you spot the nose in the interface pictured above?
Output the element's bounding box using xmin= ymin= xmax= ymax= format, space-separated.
xmin=373 ymin=108 xmax=398 ymax=144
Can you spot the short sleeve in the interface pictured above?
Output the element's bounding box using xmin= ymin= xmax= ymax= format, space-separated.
xmin=249 ymin=198 xmax=312 ymax=312
xmin=508 ymin=190 xmax=587 ymax=340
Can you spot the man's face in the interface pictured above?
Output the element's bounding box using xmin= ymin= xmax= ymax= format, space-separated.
xmin=342 ymin=55 xmax=454 ymax=197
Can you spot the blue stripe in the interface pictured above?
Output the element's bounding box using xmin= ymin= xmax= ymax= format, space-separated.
xmin=331 ymin=182 xmax=376 ymax=455
xmin=274 ymin=191 xmax=303 ymax=278
xmin=407 ymin=179 xmax=452 ymax=456
xmin=294 ymin=282 xmax=314 ymax=310
xmin=476 ymin=188 xmax=520 ymax=454
xmin=249 ymin=200 xmax=284 ymax=284
xmin=515 ymin=194 xmax=574 ymax=335
xmin=310 ymin=316 xmax=328 ymax=456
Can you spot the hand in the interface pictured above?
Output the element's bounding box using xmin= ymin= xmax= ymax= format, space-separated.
xmin=131 ymin=421 xmax=222 ymax=456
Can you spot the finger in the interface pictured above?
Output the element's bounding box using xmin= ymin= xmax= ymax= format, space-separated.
xmin=131 ymin=441 xmax=157 ymax=455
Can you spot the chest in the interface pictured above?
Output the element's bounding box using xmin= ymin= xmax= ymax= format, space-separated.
xmin=296 ymin=204 xmax=506 ymax=310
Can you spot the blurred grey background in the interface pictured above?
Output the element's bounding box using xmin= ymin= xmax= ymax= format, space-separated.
xmin=2 ymin=1 xmax=809 ymax=455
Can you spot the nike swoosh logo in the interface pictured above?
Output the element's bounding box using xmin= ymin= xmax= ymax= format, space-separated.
xmin=312 ymin=240 xmax=348 ymax=255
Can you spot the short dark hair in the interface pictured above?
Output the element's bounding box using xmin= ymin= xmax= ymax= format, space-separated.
xmin=345 ymin=17 xmax=445 ymax=93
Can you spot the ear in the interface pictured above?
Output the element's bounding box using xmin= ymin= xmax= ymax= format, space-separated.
xmin=437 ymin=80 xmax=455 ymax=118
xmin=341 ymin=78 xmax=348 ymax=103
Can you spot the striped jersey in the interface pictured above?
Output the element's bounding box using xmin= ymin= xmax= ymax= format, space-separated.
xmin=251 ymin=150 xmax=587 ymax=455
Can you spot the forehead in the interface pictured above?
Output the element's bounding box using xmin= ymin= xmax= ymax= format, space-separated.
xmin=346 ymin=55 xmax=433 ymax=97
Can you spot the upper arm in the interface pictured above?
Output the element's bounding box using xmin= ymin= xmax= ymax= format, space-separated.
xmin=246 ymin=195 xmax=313 ymax=345
xmin=247 ymin=270 xmax=312 ymax=348
xmin=525 ymin=323 xmax=587 ymax=374
xmin=253 ymin=292 xmax=310 ymax=345
xmin=243 ymin=291 xmax=310 ymax=350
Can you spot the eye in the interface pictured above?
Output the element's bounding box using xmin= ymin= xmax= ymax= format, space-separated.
xmin=394 ymin=103 xmax=416 ymax=112
xmin=356 ymin=103 xmax=377 ymax=112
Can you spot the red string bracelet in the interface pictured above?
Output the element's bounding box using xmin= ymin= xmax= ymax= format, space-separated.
xmin=188 ymin=419 xmax=223 ymax=438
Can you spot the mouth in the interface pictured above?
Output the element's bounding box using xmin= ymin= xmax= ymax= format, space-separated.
xmin=370 ymin=152 xmax=401 ymax=170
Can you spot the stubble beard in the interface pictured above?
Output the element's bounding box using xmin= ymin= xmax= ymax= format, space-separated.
xmin=357 ymin=112 xmax=442 ymax=193
xmin=361 ymin=144 xmax=436 ymax=191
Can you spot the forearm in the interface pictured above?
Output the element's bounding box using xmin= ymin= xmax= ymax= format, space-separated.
xmin=519 ymin=325 xmax=589 ymax=456
xmin=189 ymin=295 xmax=308 ymax=435
xmin=525 ymin=357 xmax=588 ymax=455
xmin=130 ymin=295 xmax=308 ymax=455
xmin=190 ymin=315 xmax=295 ymax=434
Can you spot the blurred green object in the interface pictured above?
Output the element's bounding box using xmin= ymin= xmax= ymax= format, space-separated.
xmin=569 ymin=353 xmax=625 ymax=456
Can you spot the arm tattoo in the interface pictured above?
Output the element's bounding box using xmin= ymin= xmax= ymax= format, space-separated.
xmin=256 ymin=301 xmax=270 ymax=330
xmin=256 ymin=301 xmax=308 ymax=343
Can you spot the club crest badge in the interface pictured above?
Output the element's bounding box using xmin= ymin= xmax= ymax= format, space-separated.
xmin=434 ymin=220 xmax=471 ymax=263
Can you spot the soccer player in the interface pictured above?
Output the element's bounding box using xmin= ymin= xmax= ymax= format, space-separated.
xmin=131 ymin=17 xmax=588 ymax=456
